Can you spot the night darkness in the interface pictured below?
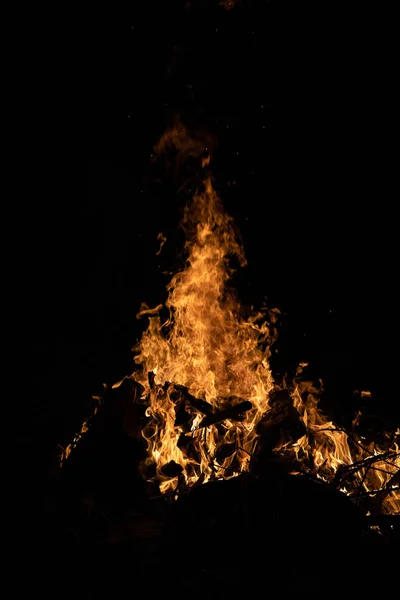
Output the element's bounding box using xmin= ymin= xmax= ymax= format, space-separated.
xmin=27 ymin=1 xmax=398 ymax=597
xmin=78 ymin=1 xmax=398 ymax=429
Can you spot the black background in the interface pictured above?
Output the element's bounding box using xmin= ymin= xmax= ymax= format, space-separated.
xmin=31 ymin=1 xmax=398 ymax=479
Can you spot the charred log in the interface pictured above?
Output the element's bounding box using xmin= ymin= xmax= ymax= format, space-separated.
xmin=170 ymin=384 xmax=213 ymax=415
xmin=199 ymin=400 xmax=252 ymax=428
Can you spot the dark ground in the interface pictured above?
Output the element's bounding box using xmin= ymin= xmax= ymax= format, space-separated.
xmin=24 ymin=1 xmax=398 ymax=596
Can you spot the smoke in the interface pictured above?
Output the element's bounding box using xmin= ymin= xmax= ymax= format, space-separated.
xmin=152 ymin=117 xmax=217 ymax=180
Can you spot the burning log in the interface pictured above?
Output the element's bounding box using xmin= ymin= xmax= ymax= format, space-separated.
xmin=198 ymin=400 xmax=252 ymax=428
xmin=170 ymin=384 xmax=213 ymax=430
xmin=170 ymin=384 xmax=213 ymax=415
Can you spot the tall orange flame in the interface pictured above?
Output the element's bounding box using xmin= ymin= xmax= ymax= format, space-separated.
xmin=133 ymin=177 xmax=278 ymax=492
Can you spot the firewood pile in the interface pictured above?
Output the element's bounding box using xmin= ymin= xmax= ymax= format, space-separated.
xmin=46 ymin=376 xmax=399 ymax=599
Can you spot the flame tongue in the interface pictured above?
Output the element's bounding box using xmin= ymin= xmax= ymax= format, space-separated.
xmin=133 ymin=178 xmax=275 ymax=491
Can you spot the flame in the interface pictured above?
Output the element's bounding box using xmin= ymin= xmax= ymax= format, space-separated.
xmin=289 ymin=372 xmax=353 ymax=473
xmin=156 ymin=233 xmax=167 ymax=256
xmin=133 ymin=177 xmax=276 ymax=492
xmin=59 ymin=402 xmax=100 ymax=466
xmin=286 ymin=371 xmax=399 ymax=513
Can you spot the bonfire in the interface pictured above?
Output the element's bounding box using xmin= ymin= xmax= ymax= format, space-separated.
xmin=61 ymin=163 xmax=399 ymax=518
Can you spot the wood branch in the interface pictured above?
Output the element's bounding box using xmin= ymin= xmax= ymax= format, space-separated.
xmin=333 ymin=450 xmax=399 ymax=486
xmin=349 ymin=485 xmax=399 ymax=499
xmin=199 ymin=400 xmax=252 ymax=428
xmin=345 ymin=431 xmax=399 ymax=470
xmin=170 ymin=385 xmax=213 ymax=430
